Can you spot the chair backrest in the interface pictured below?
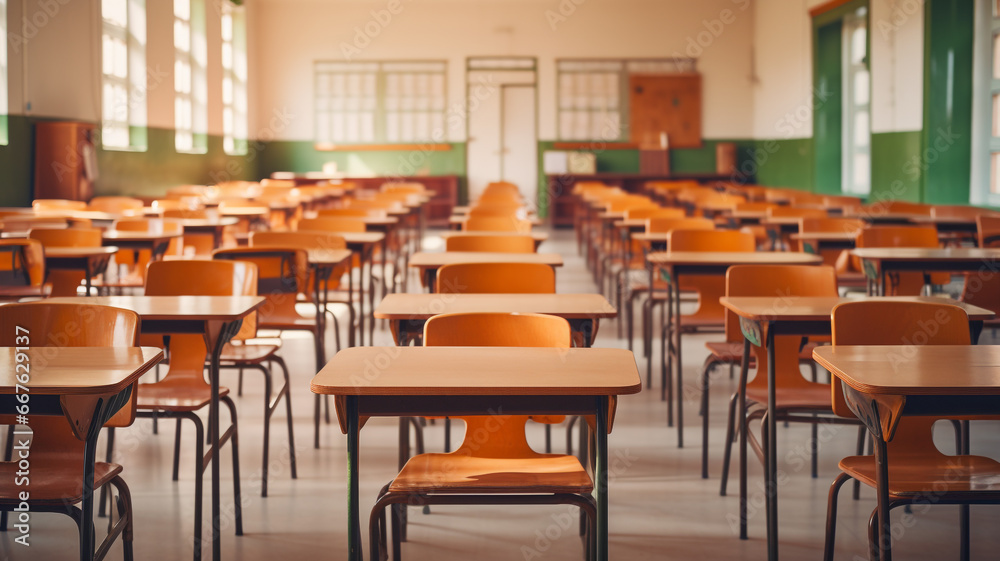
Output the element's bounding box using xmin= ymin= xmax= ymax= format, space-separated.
xmin=467 ymin=204 xmax=523 ymax=218
xmin=113 ymin=218 xmax=183 ymax=235
xmin=147 ymin=259 xmax=259 ymax=341
xmin=668 ymin=228 xmax=755 ymax=252
xmin=444 ymin=235 xmax=535 ymax=253
xmin=436 ymin=262 xmax=555 ymax=294
xmin=0 ymin=302 xmax=140 ymax=451
xmin=830 ymin=301 xmax=970 ymax=457
xmin=605 ymin=197 xmax=656 ymax=213
xmin=344 ymin=198 xmax=401 ymax=212
xmin=251 ymin=230 xmax=348 ymax=251
xmin=32 ymin=199 xmax=87 ymax=212
xmin=463 ymin=216 xmax=531 ymax=233
xmin=624 ymin=207 xmax=683 ymax=221
xmin=298 ymin=216 xmax=367 ymax=233
xmin=799 ymin=217 xmax=865 ymax=235
xmin=645 ymin=217 xmax=714 ymax=234
xmin=213 ymin=247 xmax=308 ymax=325
xmin=978 ymin=215 xmax=1000 ymax=248
xmin=735 ymin=202 xmax=778 ymax=213
xmin=856 ymin=225 xmax=940 ymax=249
xmin=423 ymin=312 xmax=571 ymax=457
xmin=0 ymin=239 xmax=46 ymax=287
xmin=88 ymin=196 xmax=144 ymax=214
xmin=28 ymin=227 xmax=102 ymax=247
xmin=163 ymin=208 xmax=210 ymax=220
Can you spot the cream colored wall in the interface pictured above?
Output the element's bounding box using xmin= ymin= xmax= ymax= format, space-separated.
xmin=751 ymin=0 xmax=924 ymax=139
xmin=247 ymin=0 xmax=756 ymax=142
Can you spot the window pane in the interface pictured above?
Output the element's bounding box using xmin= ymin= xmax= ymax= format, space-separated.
xmin=174 ymin=0 xmax=189 ymax=20
xmin=854 ymin=111 xmax=869 ymax=147
xmin=854 ymin=70 xmax=869 ymax=105
xmin=851 ymin=26 xmax=866 ymax=64
xmin=992 ymin=153 xmax=1000 ymax=194
xmin=994 ymin=34 xmax=1000 ymax=79
xmin=853 ymin=153 xmax=870 ymax=189
xmin=221 ymin=13 xmax=232 ymax=41
xmin=103 ymin=0 xmax=127 ymax=27
xmin=174 ymin=20 xmax=189 ymax=51
xmin=993 ymin=94 xmax=1000 ymax=137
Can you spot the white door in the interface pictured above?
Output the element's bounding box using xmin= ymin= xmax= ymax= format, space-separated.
xmin=501 ymin=85 xmax=538 ymax=209
xmin=465 ymin=64 xmax=537 ymax=204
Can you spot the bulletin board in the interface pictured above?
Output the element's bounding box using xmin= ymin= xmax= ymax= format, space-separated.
xmin=628 ymin=74 xmax=702 ymax=149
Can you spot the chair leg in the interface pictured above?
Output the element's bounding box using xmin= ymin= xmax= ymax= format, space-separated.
xmin=719 ymin=391 xmax=740 ymax=496
xmin=190 ymin=413 xmax=205 ymax=561
xmin=868 ymin=508 xmax=881 ymax=561
xmin=545 ymin=424 xmax=552 ymax=454
xmin=222 ymin=396 xmax=244 ymax=536
xmin=444 ymin=418 xmax=451 ymax=453
xmin=823 ymin=472 xmax=852 ymax=561
xmin=811 ymin=422 xmax=819 ymax=478
xmin=566 ymin=416 xmax=578 ymax=456
xmin=99 ymin=427 xmax=116 ymax=517
xmin=960 ymin=503 xmax=970 ymax=561
xmin=107 ymin=475 xmax=135 ymax=561
xmin=172 ymin=419 xmax=183 ymax=481
xmin=854 ymin=432 xmax=871 ymax=500
xmin=273 ymin=356 xmax=298 ymax=481
xmin=700 ymin=357 xmax=717 ymax=479
xmin=259 ymin=362 xmax=274 ymax=498
xmin=314 ymin=393 xmax=322 ymax=449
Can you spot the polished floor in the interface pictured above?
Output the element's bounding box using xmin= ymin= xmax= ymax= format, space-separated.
xmin=4 ymin=228 xmax=999 ymax=561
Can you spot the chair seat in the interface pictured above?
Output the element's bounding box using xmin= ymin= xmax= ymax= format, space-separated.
xmin=260 ymin=312 xmax=319 ymax=332
xmin=137 ymin=380 xmax=231 ymax=411
xmin=0 ymin=461 xmax=122 ymax=505
xmin=389 ymin=453 xmax=593 ymax=495
xmin=220 ymin=341 xmax=280 ymax=364
xmin=840 ymin=454 xmax=1000 ymax=496
xmin=745 ymin=382 xmax=831 ymax=411
xmin=836 ymin=271 xmax=868 ymax=287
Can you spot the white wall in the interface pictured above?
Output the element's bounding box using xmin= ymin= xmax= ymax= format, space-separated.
xmin=247 ymin=0 xmax=757 ymax=142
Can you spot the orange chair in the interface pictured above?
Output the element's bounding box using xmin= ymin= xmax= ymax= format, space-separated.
xmin=466 ymin=204 xmax=523 ymax=218
xmin=765 ymin=207 xmax=828 ymax=250
xmin=88 ymin=196 xmax=144 ymax=214
xmin=436 ymin=262 xmax=555 ymax=294
xmin=299 ymin=216 xmax=367 ymax=233
xmin=0 ymin=239 xmax=49 ymax=299
xmin=855 ymin=226 xmax=946 ymax=294
xmin=0 ymin=303 xmax=140 ymax=560
xmin=797 ymin=217 xmax=867 ymax=288
xmin=317 ymin=207 xmax=387 ymax=219
xmin=368 ymin=312 xmax=594 ymax=561
xmin=865 ymin=199 xmax=932 ymax=216
xmin=960 ymin=216 xmax=1000 ymax=336
xmin=110 ymin=218 xmax=185 ymax=286
xmin=32 ymin=198 xmax=87 ymax=212
xmin=716 ymin=266 xmax=861 ymax=533
xmin=659 ymin=229 xmax=754 ymax=412
xmin=445 ymin=234 xmax=535 ymax=253
xmin=822 ymin=195 xmax=863 ymax=214
xmin=28 ymin=227 xmax=104 ymax=296
xmin=136 ymin=260 xmax=248 ymax=559
xmin=823 ymin=301 xmax=996 ymax=561
xmin=463 ymin=215 xmax=531 ymax=233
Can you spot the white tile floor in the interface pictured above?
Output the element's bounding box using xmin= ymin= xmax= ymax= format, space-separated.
xmin=4 ymin=227 xmax=1000 ymax=561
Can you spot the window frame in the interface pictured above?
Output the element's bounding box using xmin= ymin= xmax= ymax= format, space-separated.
xmin=174 ymin=0 xmax=207 ymax=154
xmin=841 ymin=7 xmax=871 ymax=196
xmin=221 ymin=0 xmax=247 ymax=155
xmin=101 ymin=0 xmax=147 ymax=151
xmin=972 ymin=0 xmax=1000 ymax=206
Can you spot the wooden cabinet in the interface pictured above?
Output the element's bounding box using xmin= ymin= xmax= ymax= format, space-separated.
xmin=34 ymin=121 xmax=97 ymax=202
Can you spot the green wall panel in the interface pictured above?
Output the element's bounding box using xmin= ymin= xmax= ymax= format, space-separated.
xmin=813 ymin=18 xmax=844 ymax=195
xmin=870 ymin=131 xmax=923 ymax=202
xmin=744 ymin=138 xmax=814 ymax=190
xmin=922 ymin=0 xmax=974 ymax=205
xmin=0 ymin=115 xmax=34 ymax=207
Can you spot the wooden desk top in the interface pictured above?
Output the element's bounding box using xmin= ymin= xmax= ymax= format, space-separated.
xmin=851 ymin=248 xmax=1000 ymax=262
xmin=311 ymin=347 xmax=641 ymax=396
xmin=813 ymin=345 xmax=1000 ymax=396
xmin=613 ymin=219 xmax=649 ymax=229
xmin=102 ymin=231 xmax=182 ymax=242
xmin=438 ymin=231 xmax=549 ymax=242
xmin=219 ymin=207 xmax=269 ymax=217
xmin=45 ymin=246 xmax=120 ymax=258
xmin=761 ymin=217 xmax=805 ymax=226
xmin=647 ymin=251 xmax=822 ymax=266
xmin=720 ymin=296 xmax=995 ymax=322
xmin=46 ymin=295 xmax=264 ymax=321
xmin=174 ymin=217 xmax=240 ymax=228
xmin=305 ymin=248 xmax=353 ymax=266
xmin=0 ymin=347 xmax=163 ymax=396
xmin=374 ymin=293 xmax=617 ymax=320
xmin=448 ymin=216 xmax=544 ymax=226
xmin=790 ymin=232 xmax=858 ymax=242
xmin=409 ymin=252 xmax=564 ymax=268
xmin=728 ymin=210 xmax=768 ymax=220
xmin=338 ymin=232 xmax=385 ymax=244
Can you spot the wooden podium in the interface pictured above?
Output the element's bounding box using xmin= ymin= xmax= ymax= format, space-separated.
xmin=34 ymin=121 xmax=96 ymax=202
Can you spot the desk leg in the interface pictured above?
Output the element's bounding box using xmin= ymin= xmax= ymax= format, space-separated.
xmin=674 ymin=276 xmax=683 ymax=446
xmin=347 ymin=264 xmax=356 ymax=348
xmin=381 ymin=233 xmax=389 ymax=298
xmin=346 ymin=396 xmax=362 ymax=561
xmin=738 ymin=338 xmax=750 ymax=539
xmin=765 ymin=327 xmax=778 ymax=561
xmin=874 ymin=432 xmax=892 ymax=561
xmin=357 ymin=255 xmax=366 ymax=347
xmin=595 ymin=396 xmax=609 ymax=561
xmin=368 ymin=246 xmax=376 ymax=345
xmin=646 ymin=263 xmax=653 ymax=389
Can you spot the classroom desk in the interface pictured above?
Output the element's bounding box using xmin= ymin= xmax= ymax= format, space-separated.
xmin=44 ymin=246 xmax=119 ymax=294
xmin=438 ymin=230 xmax=549 ymax=251
xmin=851 ymin=248 xmax=1000 ymax=295
xmin=0 ymin=285 xmax=51 ymax=300
xmin=174 ymin=217 xmax=239 ymax=249
xmin=0 ymin=346 xmax=163 ymax=561
xmin=374 ymin=293 xmax=617 ymax=346
xmin=813 ymin=345 xmax=1000 ymax=561
xmin=329 ymin=232 xmax=384 ymax=346
xmin=721 ymin=296 xmax=992 ymax=560
xmin=409 ymin=251 xmax=564 ymax=292
xmin=311 ymin=346 xmax=641 ymax=561
xmin=447 ymin=215 xmax=544 ymax=230
xmin=789 ymin=231 xmax=857 ymax=254
xmin=47 ymin=295 xmax=264 ymax=561
xmin=304 ymin=248 xmax=355 ymax=352
xmin=101 ymin=230 xmax=182 ymax=262
xmin=645 ymin=251 xmax=823 ymax=442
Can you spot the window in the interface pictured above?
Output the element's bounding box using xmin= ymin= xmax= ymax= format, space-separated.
xmin=314 ymin=61 xmax=447 ymax=145
xmin=842 ymin=8 xmax=870 ymax=195
xmin=101 ymin=0 xmax=146 ymax=149
xmin=221 ymin=1 xmax=247 ymax=155
xmin=175 ymin=0 xmax=206 ymax=153
xmin=972 ymin=0 xmax=1000 ymax=204
xmin=556 ymin=58 xmax=696 ymax=141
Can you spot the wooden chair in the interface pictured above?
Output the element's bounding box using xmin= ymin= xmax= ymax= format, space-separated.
xmin=797 ymin=217 xmax=866 ymax=288
xmin=32 ymin=199 xmax=87 ymax=212
xmin=214 ymin=245 xmax=334 ymax=449
xmin=317 ymin=208 xmax=388 ymax=219
xmin=299 ymin=216 xmax=367 ymax=233
xmin=0 ymin=238 xmax=50 ymax=299
xmin=866 ymin=199 xmax=932 ymax=216
xmin=855 ymin=225 xmax=946 ymax=294
xmin=436 ymin=262 xmax=555 ymax=294
xmin=88 ymin=196 xmax=144 ymax=214
xmin=463 ymin=216 xmax=532 ymax=233
xmin=467 ymin=204 xmax=523 ymax=218
xmin=659 ymin=229 xmax=754 ymax=411
xmin=28 ymin=227 xmax=104 ymax=296
xmin=717 ymin=266 xmax=864 ymax=535
xmin=0 ymin=302 xmax=140 ymax=560
xmin=134 ymin=260 xmax=248 ymax=560
xmin=823 ymin=301 xmax=997 ymax=561
xmin=960 ymin=216 xmax=1000 ymax=337
xmin=369 ymin=312 xmax=594 ymax=561
xmin=111 ymin=218 xmax=185 ymax=286
xmin=444 ymin=234 xmax=535 ymax=253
